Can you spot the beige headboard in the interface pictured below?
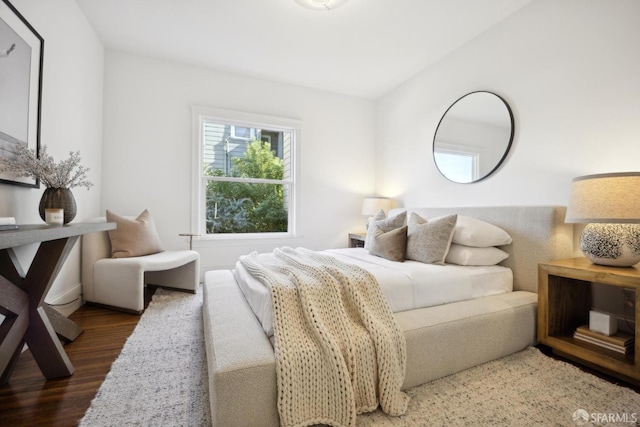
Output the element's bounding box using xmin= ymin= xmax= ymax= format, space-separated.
xmin=388 ymin=206 xmax=574 ymax=293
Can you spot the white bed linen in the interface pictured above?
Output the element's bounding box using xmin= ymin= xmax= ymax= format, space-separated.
xmin=234 ymin=247 xmax=512 ymax=337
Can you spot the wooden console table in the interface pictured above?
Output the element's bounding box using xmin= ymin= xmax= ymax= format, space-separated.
xmin=0 ymin=222 xmax=115 ymax=386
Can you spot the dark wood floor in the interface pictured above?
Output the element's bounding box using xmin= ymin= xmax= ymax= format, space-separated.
xmin=0 ymin=304 xmax=142 ymax=427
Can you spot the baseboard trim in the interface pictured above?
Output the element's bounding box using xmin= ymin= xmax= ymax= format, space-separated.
xmin=45 ymin=283 xmax=83 ymax=317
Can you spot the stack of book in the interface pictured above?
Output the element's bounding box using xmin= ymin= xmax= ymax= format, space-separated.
xmin=573 ymin=325 xmax=634 ymax=354
xmin=0 ymin=217 xmax=18 ymax=231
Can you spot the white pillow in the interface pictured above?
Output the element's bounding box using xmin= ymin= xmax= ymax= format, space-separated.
xmin=445 ymin=244 xmax=509 ymax=266
xmin=448 ymin=215 xmax=512 ymax=247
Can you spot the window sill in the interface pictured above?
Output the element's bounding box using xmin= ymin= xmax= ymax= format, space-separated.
xmin=192 ymin=233 xmax=304 ymax=249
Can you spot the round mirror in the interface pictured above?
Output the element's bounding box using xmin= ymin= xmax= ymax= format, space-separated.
xmin=433 ymin=91 xmax=514 ymax=183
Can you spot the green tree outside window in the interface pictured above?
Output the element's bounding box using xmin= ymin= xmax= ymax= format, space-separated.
xmin=205 ymin=140 xmax=288 ymax=233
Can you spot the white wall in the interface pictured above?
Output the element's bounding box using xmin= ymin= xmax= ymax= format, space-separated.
xmin=376 ymin=0 xmax=640 ymax=209
xmin=0 ymin=0 xmax=104 ymax=314
xmin=101 ymin=51 xmax=376 ymax=272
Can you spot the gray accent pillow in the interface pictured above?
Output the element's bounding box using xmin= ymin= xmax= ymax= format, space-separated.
xmin=369 ymin=225 xmax=408 ymax=262
xmin=364 ymin=210 xmax=407 ymax=250
xmin=406 ymin=213 xmax=457 ymax=265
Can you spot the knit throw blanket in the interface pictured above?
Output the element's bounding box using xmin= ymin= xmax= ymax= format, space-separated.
xmin=239 ymin=247 xmax=409 ymax=427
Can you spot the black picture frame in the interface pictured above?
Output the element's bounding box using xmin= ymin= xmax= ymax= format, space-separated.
xmin=0 ymin=0 xmax=43 ymax=188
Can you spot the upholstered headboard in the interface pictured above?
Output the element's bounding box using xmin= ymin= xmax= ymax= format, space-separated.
xmin=388 ymin=206 xmax=574 ymax=293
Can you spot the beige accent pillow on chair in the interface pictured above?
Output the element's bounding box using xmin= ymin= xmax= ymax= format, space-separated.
xmin=106 ymin=209 xmax=164 ymax=258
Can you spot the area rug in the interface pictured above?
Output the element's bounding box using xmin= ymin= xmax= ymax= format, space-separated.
xmin=358 ymin=347 xmax=640 ymax=426
xmin=79 ymin=288 xmax=211 ymax=426
xmin=80 ymin=288 xmax=640 ymax=426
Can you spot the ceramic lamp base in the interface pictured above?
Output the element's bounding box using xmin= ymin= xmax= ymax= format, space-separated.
xmin=580 ymin=223 xmax=640 ymax=267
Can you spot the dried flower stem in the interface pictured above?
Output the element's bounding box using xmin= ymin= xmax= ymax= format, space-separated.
xmin=0 ymin=144 xmax=93 ymax=190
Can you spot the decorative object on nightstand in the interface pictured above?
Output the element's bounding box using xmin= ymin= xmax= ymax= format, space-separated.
xmin=361 ymin=196 xmax=391 ymax=229
xmin=565 ymin=172 xmax=640 ymax=267
xmin=573 ymin=325 xmax=634 ymax=355
xmin=588 ymin=309 xmax=617 ymax=336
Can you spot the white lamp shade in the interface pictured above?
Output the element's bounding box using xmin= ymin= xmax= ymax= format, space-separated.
xmin=361 ymin=197 xmax=391 ymax=216
xmin=565 ymin=172 xmax=640 ymax=224
xmin=294 ymin=0 xmax=349 ymax=11
xmin=565 ymin=172 xmax=640 ymax=266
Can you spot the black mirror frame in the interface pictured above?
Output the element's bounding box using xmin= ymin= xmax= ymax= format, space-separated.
xmin=433 ymin=91 xmax=514 ymax=184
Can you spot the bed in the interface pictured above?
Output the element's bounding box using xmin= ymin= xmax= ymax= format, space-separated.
xmin=203 ymin=206 xmax=574 ymax=427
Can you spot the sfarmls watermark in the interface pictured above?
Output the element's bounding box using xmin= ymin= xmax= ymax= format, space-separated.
xmin=573 ymin=409 xmax=638 ymax=425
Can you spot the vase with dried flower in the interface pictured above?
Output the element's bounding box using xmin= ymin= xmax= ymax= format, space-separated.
xmin=0 ymin=144 xmax=93 ymax=224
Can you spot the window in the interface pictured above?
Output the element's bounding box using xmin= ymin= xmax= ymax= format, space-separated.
xmin=191 ymin=107 xmax=299 ymax=237
xmin=434 ymin=149 xmax=478 ymax=183
xmin=230 ymin=125 xmax=255 ymax=140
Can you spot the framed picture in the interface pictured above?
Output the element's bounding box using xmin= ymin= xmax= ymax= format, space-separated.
xmin=0 ymin=0 xmax=43 ymax=188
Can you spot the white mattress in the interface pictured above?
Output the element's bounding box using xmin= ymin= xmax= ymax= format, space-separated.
xmin=234 ymin=247 xmax=513 ymax=337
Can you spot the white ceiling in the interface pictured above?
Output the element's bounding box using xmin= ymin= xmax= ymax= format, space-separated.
xmin=74 ymin=0 xmax=533 ymax=100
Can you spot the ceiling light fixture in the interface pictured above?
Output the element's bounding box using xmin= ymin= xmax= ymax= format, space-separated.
xmin=294 ymin=0 xmax=349 ymax=11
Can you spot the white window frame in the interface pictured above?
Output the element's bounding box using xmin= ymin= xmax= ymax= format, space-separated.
xmin=190 ymin=105 xmax=301 ymax=240
xmin=230 ymin=125 xmax=255 ymax=140
xmin=433 ymin=141 xmax=480 ymax=182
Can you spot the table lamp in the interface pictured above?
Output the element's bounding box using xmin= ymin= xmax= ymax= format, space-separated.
xmin=565 ymin=172 xmax=640 ymax=267
xmin=361 ymin=196 xmax=391 ymax=228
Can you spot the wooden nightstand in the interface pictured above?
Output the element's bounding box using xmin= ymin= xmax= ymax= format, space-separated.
xmin=348 ymin=233 xmax=366 ymax=248
xmin=538 ymin=257 xmax=640 ymax=385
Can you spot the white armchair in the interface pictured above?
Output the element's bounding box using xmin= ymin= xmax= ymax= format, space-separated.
xmin=81 ymin=217 xmax=200 ymax=313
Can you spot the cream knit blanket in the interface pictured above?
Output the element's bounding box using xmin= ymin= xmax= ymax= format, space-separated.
xmin=239 ymin=247 xmax=409 ymax=427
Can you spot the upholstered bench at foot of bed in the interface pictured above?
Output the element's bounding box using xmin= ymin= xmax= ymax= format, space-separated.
xmin=203 ymin=270 xmax=278 ymax=427
xmin=203 ymin=270 xmax=538 ymax=427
